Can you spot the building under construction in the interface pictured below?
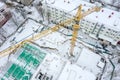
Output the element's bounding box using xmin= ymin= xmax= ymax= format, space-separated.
xmin=0 ymin=0 xmax=120 ymax=80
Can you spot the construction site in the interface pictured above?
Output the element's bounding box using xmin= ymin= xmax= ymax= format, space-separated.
xmin=0 ymin=0 xmax=120 ymax=80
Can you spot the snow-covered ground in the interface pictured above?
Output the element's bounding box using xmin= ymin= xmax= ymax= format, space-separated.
xmin=76 ymin=48 xmax=104 ymax=75
xmin=0 ymin=0 xmax=120 ymax=80
xmin=58 ymin=62 xmax=96 ymax=80
xmin=0 ymin=22 xmax=105 ymax=80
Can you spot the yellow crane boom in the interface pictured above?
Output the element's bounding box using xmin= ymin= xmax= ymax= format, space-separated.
xmin=0 ymin=5 xmax=101 ymax=57
xmin=0 ymin=18 xmax=73 ymax=57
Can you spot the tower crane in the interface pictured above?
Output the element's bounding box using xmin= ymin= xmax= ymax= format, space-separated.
xmin=70 ymin=5 xmax=101 ymax=56
xmin=0 ymin=5 xmax=101 ymax=57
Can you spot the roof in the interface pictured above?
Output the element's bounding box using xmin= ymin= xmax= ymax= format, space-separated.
xmin=76 ymin=48 xmax=104 ymax=75
xmin=85 ymin=8 xmax=120 ymax=31
xmin=58 ymin=62 xmax=96 ymax=80
xmin=46 ymin=0 xmax=94 ymax=14
xmin=45 ymin=0 xmax=120 ymax=31
xmin=0 ymin=2 xmax=4 ymax=8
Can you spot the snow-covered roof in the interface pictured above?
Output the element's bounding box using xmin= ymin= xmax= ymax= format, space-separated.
xmin=46 ymin=0 xmax=120 ymax=31
xmin=0 ymin=19 xmax=42 ymax=52
xmin=46 ymin=0 xmax=94 ymax=14
xmin=76 ymin=48 xmax=104 ymax=75
xmin=31 ymin=52 xmax=66 ymax=80
xmin=85 ymin=8 xmax=120 ymax=31
xmin=0 ymin=2 xmax=4 ymax=8
xmin=58 ymin=62 xmax=96 ymax=80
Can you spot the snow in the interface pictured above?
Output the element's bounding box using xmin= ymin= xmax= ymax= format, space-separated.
xmin=24 ymin=7 xmax=41 ymax=21
xmin=46 ymin=0 xmax=120 ymax=31
xmin=101 ymin=0 xmax=113 ymax=4
xmin=46 ymin=0 xmax=94 ymax=14
xmin=11 ymin=8 xmax=25 ymax=26
xmin=35 ymin=32 xmax=66 ymax=49
xmin=58 ymin=62 xmax=96 ymax=80
xmin=0 ymin=19 xmax=43 ymax=52
xmin=0 ymin=55 xmax=8 ymax=67
xmin=12 ymin=20 xmax=41 ymax=42
xmin=1 ymin=19 xmax=18 ymax=37
xmin=31 ymin=52 xmax=66 ymax=80
xmin=85 ymin=8 xmax=120 ymax=31
xmin=98 ymin=34 xmax=116 ymax=45
xmin=0 ymin=0 xmax=119 ymax=80
xmin=35 ymin=31 xmax=83 ymax=60
xmin=0 ymin=2 xmax=4 ymax=8
xmin=97 ymin=61 xmax=105 ymax=69
xmin=76 ymin=48 xmax=104 ymax=75
xmin=34 ymin=28 xmax=104 ymax=76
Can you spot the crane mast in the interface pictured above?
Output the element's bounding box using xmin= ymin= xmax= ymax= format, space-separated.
xmin=70 ymin=5 xmax=101 ymax=56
